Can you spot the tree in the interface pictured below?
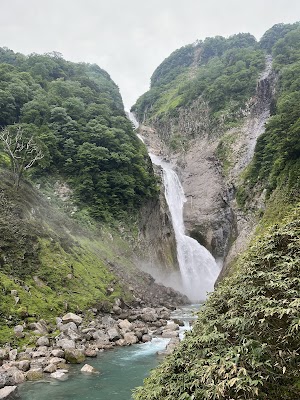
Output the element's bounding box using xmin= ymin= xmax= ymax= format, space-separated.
xmin=0 ymin=125 xmax=44 ymax=188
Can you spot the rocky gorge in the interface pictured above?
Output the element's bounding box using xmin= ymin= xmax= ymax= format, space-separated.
xmin=137 ymin=54 xmax=276 ymax=269
xmin=0 ymin=296 xmax=189 ymax=399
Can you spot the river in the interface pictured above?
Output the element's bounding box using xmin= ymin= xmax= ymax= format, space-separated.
xmin=19 ymin=305 xmax=198 ymax=400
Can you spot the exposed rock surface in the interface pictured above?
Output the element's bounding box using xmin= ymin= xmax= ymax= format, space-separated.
xmin=0 ymin=386 xmax=19 ymax=400
xmin=139 ymin=55 xmax=276 ymax=266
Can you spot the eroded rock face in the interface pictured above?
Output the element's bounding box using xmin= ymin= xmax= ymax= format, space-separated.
xmin=139 ymin=55 xmax=276 ymax=266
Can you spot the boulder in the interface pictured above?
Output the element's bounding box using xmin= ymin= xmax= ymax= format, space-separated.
xmin=25 ymin=368 xmax=43 ymax=381
xmin=47 ymin=357 xmax=65 ymax=365
xmin=50 ymin=371 xmax=68 ymax=381
xmin=65 ymin=328 xmax=81 ymax=341
xmin=165 ymin=322 xmax=179 ymax=331
xmin=51 ymin=349 xmax=64 ymax=358
xmin=8 ymin=351 xmax=17 ymax=362
xmin=61 ymin=313 xmax=82 ymax=326
xmin=107 ymin=328 xmax=121 ymax=341
xmin=56 ymin=338 xmax=76 ymax=350
xmin=91 ymin=330 xmax=108 ymax=341
xmin=13 ymin=326 xmax=24 ymax=339
xmin=142 ymin=334 xmax=152 ymax=343
xmin=101 ymin=316 xmax=116 ymax=327
xmin=7 ymin=368 xmax=25 ymax=384
xmin=115 ymin=339 xmax=127 ymax=347
xmin=58 ymin=322 xmax=77 ymax=333
xmin=123 ymin=332 xmax=138 ymax=345
xmin=0 ymin=350 xmax=8 ymax=362
xmin=0 ymin=386 xmax=19 ymax=400
xmin=84 ymin=348 xmax=97 ymax=358
xmin=36 ymin=336 xmax=50 ymax=347
xmin=0 ymin=373 xmax=8 ymax=389
xmin=18 ymin=360 xmax=30 ymax=372
xmin=118 ymin=319 xmax=133 ymax=332
xmin=43 ymin=364 xmax=57 ymax=373
xmin=28 ymin=320 xmax=49 ymax=335
xmin=140 ymin=308 xmax=158 ymax=322
xmin=80 ymin=364 xmax=99 ymax=374
xmin=64 ymin=349 xmax=85 ymax=364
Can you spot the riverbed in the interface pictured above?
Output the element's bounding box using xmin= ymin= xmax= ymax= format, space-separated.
xmin=19 ymin=305 xmax=199 ymax=400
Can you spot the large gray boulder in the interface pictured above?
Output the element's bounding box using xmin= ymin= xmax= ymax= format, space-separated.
xmin=18 ymin=360 xmax=30 ymax=372
xmin=140 ymin=308 xmax=158 ymax=322
xmin=123 ymin=332 xmax=138 ymax=345
xmin=0 ymin=386 xmax=20 ymax=399
xmin=58 ymin=322 xmax=77 ymax=333
xmin=0 ymin=373 xmax=8 ymax=389
xmin=50 ymin=370 xmax=68 ymax=381
xmin=118 ymin=319 xmax=133 ymax=332
xmin=107 ymin=328 xmax=121 ymax=341
xmin=6 ymin=368 xmax=25 ymax=385
xmin=102 ymin=316 xmax=116 ymax=327
xmin=61 ymin=313 xmax=83 ymax=326
xmin=56 ymin=338 xmax=76 ymax=350
xmin=13 ymin=326 xmax=24 ymax=339
xmin=36 ymin=336 xmax=50 ymax=347
xmin=80 ymin=364 xmax=99 ymax=374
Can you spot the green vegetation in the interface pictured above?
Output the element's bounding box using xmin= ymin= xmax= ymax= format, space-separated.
xmin=134 ymin=205 xmax=300 ymax=400
xmin=238 ymin=23 xmax=300 ymax=205
xmin=0 ymin=49 xmax=158 ymax=221
xmin=0 ymin=171 xmax=138 ymax=345
xmin=132 ymin=33 xmax=265 ymax=126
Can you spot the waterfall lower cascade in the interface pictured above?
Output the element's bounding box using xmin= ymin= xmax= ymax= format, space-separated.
xmin=127 ymin=111 xmax=220 ymax=301
xmin=150 ymin=154 xmax=220 ymax=301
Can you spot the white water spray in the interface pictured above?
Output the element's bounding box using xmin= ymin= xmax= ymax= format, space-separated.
xmin=150 ymin=154 xmax=220 ymax=301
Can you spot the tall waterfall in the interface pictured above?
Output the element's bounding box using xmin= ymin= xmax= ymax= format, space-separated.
xmin=150 ymin=154 xmax=220 ymax=301
xmin=127 ymin=112 xmax=220 ymax=301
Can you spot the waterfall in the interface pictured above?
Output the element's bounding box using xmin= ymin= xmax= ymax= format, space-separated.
xmin=150 ymin=154 xmax=220 ymax=301
xmin=127 ymin=111 xmax=220 ymax=301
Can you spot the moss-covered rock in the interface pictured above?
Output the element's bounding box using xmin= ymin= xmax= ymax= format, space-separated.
xmin=64 ymin=349 xmax=85 ymax=364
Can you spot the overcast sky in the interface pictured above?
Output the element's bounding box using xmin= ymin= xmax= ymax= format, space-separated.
xmin=0 ymin=0 xmax=299 ymax=109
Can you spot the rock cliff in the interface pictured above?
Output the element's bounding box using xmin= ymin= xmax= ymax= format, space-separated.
xmin=138 ymin=55 xmax=276 ymax=267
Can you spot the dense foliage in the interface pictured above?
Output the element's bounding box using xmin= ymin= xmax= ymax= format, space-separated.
xmin=132 ymin=33 xmax=265 ymax=124
xmin=134 ymin=205 xmax=300 ymax=400
xmin=238 ymin=24 xmax=300 ymax=204
xmin=0 ymin=49 xmax=157 ymax=220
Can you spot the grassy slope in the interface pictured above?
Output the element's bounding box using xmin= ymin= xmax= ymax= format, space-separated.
xmin=0 ymin=169 xmax=140 ymax=346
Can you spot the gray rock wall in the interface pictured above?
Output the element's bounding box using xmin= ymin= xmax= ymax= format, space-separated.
xmin=139 ymin=55 xmax=276 ymax=270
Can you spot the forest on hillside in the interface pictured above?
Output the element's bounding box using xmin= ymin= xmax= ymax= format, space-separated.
xmin=0 ymin=49 xmax=157 ymax=221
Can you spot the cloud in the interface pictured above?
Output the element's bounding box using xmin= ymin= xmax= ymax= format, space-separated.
xmin=0 ymin=0 xmax=299 ymax=108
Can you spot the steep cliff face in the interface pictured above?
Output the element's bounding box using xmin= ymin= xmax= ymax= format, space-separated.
xmin=138 ymin=55 xmax=276 ymax=265
xmin=138 ymin=182 xmax=178 ymax=272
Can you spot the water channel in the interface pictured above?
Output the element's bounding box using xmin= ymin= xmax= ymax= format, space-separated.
xmin=19 ymin=306 xmax=198 ymax=400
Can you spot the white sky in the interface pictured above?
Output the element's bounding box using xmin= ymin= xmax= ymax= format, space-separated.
xmin=0 ymin=0 xmax=299 ymax=109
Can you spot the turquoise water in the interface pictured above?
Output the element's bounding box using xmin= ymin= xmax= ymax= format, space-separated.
xmin=19 ymin=338 xmax=169 ymax=400
xmin=19 ymin=305 xmax=199 ymax=400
